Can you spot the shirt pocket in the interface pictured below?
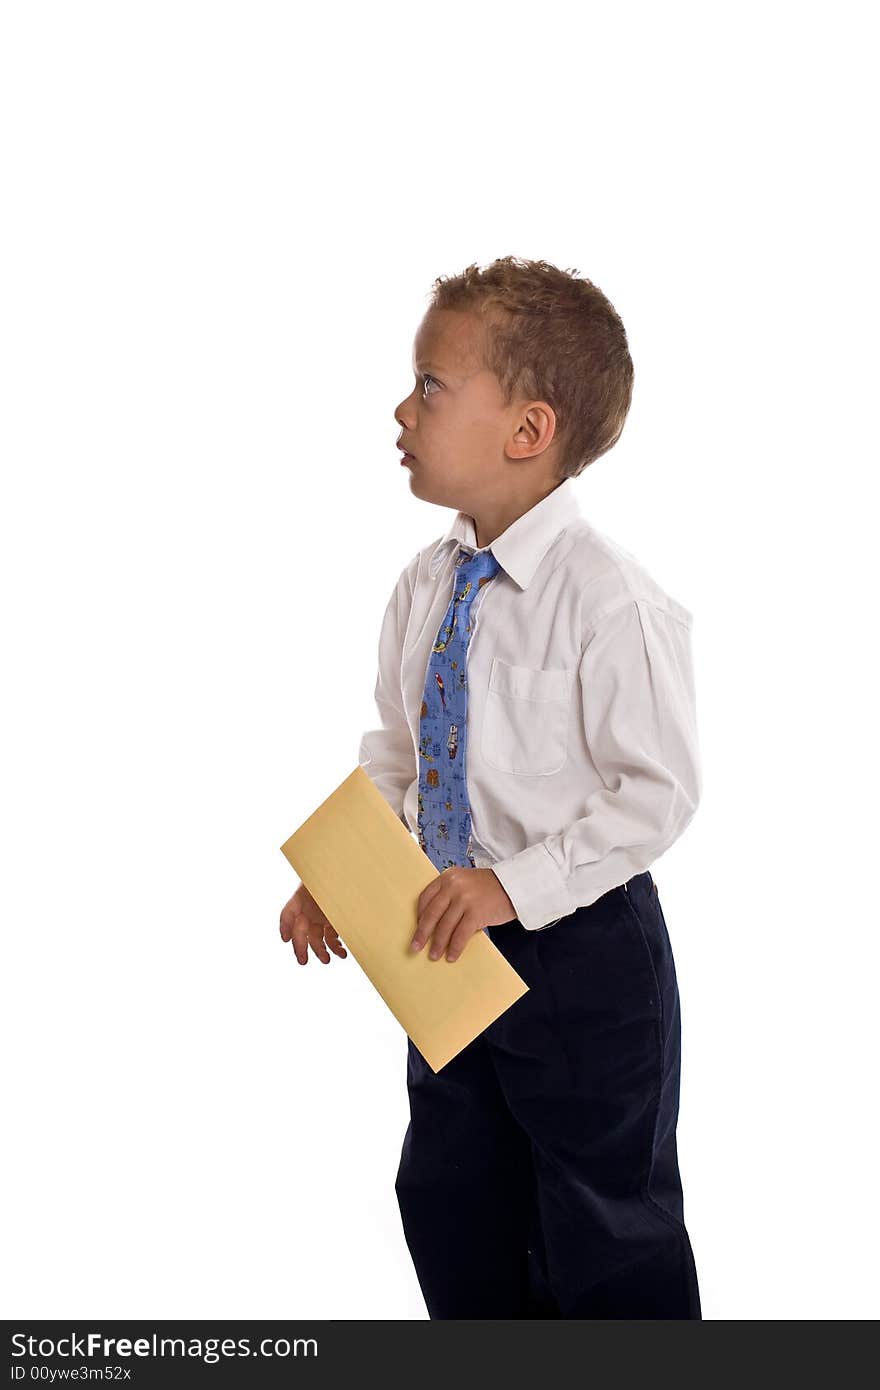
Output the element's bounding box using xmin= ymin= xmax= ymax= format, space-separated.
xmin=481 ymin=657 xmax=574 ymax=776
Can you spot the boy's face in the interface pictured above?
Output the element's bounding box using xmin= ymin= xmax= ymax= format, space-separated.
xmin=394 ymin=308 xmax=559 ymax=517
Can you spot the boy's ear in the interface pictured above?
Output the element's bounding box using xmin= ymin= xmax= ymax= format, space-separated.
xmin=510 ymin=401 xmax=558 ymax=460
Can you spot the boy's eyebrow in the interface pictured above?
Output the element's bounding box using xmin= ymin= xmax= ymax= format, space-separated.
xmin=414 ymin=360 xmax=454 ymax=377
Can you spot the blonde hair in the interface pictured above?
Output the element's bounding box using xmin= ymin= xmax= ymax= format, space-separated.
xmin=428 ymin=256 xmax=634 ymax=479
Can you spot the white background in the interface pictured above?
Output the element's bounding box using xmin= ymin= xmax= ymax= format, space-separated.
xmin=2 ymin=1 xmax=877 ymax=1321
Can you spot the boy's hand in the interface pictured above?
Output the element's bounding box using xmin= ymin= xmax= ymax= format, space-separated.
xmin=411 ymin=867 xmax=516 ymax=963
xmin=279 ymin=881 xmax=348 ymax=966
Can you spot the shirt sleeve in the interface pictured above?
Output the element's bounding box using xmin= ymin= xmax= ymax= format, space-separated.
xmin=358 ymin=561 xmax=418 ymax=826
xmin=490 ymin=597 xmax=702 ymax=930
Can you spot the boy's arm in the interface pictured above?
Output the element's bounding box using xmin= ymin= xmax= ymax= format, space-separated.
xmin=358 ymin=559 xmax=419 ymax=827
xmin=491 ymin=597 xmax=702 ymax=931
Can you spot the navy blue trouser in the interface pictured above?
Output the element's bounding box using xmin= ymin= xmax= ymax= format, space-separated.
xmin=394 ymin=870 xmax=702 ymax=1319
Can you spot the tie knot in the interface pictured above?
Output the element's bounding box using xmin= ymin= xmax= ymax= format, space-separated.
xmin=456 ymin=546 xmax=501 ymax=589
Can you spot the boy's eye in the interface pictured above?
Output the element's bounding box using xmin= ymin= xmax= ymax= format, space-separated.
xmin=421 ymin=373 xmax=440 ymax=397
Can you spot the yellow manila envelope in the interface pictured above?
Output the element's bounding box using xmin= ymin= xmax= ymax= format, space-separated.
xmin=280 ymin=765 xmax=529 ymax=1073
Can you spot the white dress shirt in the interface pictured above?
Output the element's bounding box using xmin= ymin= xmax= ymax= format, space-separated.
xmin=358 ymin=477 xmax=701 ymax=931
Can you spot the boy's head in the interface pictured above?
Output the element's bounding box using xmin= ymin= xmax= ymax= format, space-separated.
xmin=395 ymin=256 xmax=634 ymax=520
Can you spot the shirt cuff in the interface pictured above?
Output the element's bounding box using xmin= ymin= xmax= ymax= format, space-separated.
xmin=491 ymin=843 xmax=575 ymax=931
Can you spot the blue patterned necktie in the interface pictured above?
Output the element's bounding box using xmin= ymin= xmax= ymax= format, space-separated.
xmin=417 ymin=545 xmax=502 ymax=871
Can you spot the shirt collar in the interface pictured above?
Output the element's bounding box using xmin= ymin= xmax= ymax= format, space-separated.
xmin=428 ymin=477 xmax=582 ymax=591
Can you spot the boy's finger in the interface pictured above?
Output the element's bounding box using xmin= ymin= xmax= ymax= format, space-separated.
xmin=308 ymin=931 xmax=332 ymax=964
xmin=291 ymin=915 xmax=313 ymax=964
xmin=279 ymin=889 xmax=305 ymax=941
xmin=411 ymin=899 xmax=446 ymax=953
xmin=444 ymin=921 xmax=474 ymax=964
xmin=428 ymin=904 xmax=466 ymax=961
xmin=427 ymin=933 xmax=450 ymax=961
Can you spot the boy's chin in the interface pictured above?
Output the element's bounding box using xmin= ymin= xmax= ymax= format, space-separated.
xmin=407 ymin=471 xmax=438 ymax=501
xmin=407 ymin=473 xmax=462 ymax=511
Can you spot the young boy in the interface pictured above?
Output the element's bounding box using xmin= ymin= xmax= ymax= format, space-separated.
xmin=279 ymin=257 xmax=702 ymax=1319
